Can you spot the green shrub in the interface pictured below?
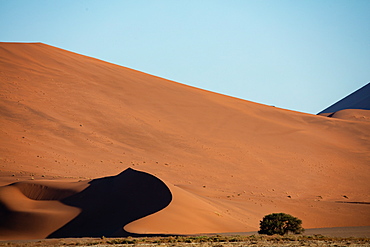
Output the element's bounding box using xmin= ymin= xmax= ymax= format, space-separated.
xmin=258 ymin=213 xmax=304 ymax=235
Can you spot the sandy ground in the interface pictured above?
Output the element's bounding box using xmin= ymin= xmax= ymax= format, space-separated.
xmin=0 ymin=43 xmax=369 ymax=240
xmin=1 ymin=230 xmax=370 ymax=247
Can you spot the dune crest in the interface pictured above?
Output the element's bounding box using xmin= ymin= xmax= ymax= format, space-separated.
xmin=48 ymin=168 xmax=172 ymax=238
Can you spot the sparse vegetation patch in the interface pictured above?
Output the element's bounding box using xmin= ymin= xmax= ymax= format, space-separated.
xmin=258 ymin=213 xmax=304 ymax=235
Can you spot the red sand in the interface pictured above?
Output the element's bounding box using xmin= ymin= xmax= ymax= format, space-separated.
xmin=0 ymin=43 xmax=369 ymax=240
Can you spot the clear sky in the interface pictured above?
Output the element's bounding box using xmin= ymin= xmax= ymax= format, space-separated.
xmin=1 ymin=0 xmax=369 ymax=114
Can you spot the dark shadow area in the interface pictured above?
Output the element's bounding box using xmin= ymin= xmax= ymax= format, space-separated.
xmin=48 ymin=168 xmax=172 ymax=238
xmin=335 ymin=201 xmax=370 ymax=205
xmin=318 ymin=83 xmax=370 ymax=115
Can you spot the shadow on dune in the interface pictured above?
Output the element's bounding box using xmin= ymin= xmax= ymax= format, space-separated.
xmin=48 ymin=168 xmax=172 ymax=238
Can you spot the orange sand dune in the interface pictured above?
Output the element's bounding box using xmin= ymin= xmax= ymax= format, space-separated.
xmin=0 ymin=168 xmax=172 ymax=240
xmin=0 ymin=42 xmax=369 ymax=240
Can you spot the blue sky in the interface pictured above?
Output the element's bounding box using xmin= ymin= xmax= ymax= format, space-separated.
xmin=1 ymin=0 xmax=369 ymax=114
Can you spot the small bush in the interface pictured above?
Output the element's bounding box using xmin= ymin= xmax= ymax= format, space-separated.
xmin=258 ymin=213 xmax=304 ymax=235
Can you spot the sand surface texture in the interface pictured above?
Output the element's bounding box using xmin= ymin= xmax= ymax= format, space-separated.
xmin=0 ymin=43 xmax=369 ymax=240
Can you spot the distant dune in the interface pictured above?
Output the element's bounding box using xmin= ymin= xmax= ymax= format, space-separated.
xmin=0 ymin=43 xmax=369 ymax=240
xmin=318 ymin=83 xmax=370 ymax=115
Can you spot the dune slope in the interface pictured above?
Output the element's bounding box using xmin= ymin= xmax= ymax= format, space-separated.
xmin=0 ymin=43 xmax=369 ymax=239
